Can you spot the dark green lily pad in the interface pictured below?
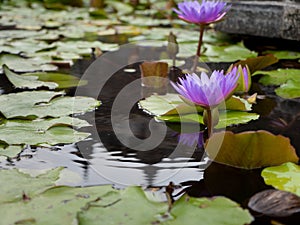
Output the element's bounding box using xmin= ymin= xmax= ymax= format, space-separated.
xmin=22 ymin=71 xmax=87 ymax=89
xmin=261 ymin=162 xmax=300 ymax=196
xmin=206 ymin=131 xmax=299 ymax=169
xmin=3 ymin=65 xmax=58 ymax=89
xmin=0 ymin=116 xmax=90 ymax=145
xmin=0 ymin=167 xmax=62 ymax=204
xmin=0 ymin=91 xmax=100 ymax=119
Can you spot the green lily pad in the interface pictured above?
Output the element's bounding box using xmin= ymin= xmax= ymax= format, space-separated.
xmin=0 ymin=167 xmax=62 ymax=204
xmin=78 ymin=187 xmax=253 ymax=225
xmin=21 ymin=71 xmax=87 ymax=89
xmin=263 ymin=50 xmax=300 ymax=60
xmin=162 ymin=195 xmax=253 ymax=225
xmin=202 ymin=42 xmax=257 ymax=62
xmin=275 ymin=79 xmax=300 ymax=99
xmin=262 ymin=162 xmax=300 ymax=196
xmin=0 ymin=167 xmax=252 ymax=225
xmin=0 ymin=54 xmax=57 ymax=73
xmin=107 ymin=0 xmax=134 ymax=15
xmin=157 ymin=111 xmax=259 ymax=128
xmin=0 ymin=185 xmax=117 ymax=225
xmin=3 ymin=65 xmax=58 ymax=89
xmin=0 ymin=91 xmax=100 ymax=119
xmin=253 ymin=69 xmax=300 ymax=86
xmin=0 ymin=116 xmax=91 ymax=145
xmin=0 ymin=144 xmax=24 ymax=158
xmin=206 ymin=131 xmax=299 ymax=169
xmin=139 ymin=94 xmax=252 ymax=117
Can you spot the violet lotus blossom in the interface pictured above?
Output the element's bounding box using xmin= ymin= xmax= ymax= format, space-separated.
xmin=174 ymin=0 xmax=231 ymax=25
xmin=171 ymin=69 xmax=240 ymax=109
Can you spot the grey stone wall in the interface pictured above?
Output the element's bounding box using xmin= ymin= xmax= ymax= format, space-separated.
xmin=216 ymin=0 xmax=300 ymax=41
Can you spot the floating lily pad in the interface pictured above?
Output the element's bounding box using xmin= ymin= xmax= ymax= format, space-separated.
xmin=157 ymin=111 xmax=259 ymax=128
xmin=21 ymin=71 xmax=87 ymax=89
xmin=0 ymin=167 xmax=62 ymax=204
xmin=253 ymin=69 xmax=300 ymax=86
xmin=3 ymin=65 xmax=58 ymax=89
xmin=79 ymin=187 xmax=253 ymax=225
xmin=263 ymin=50 xmax=300 ymax=60
xmin=262 ymin=162 xmax=300 ymax=196
xmin=0 ymin=54 xmax=57 ymax=73
xmin=202 ymin=42 xmax=257 ymax=62
xmin=139 ymin=94 xmax=252 ymax=117
xmin=206 ymin=131 xmax=299 ymax=169
xmin=0 ymin=91 xmax=100 ymax=119
xmin=0 ymin=144 xmax=24 ymax=158
xmin=0 ymin=116 xmax=91 ymax=145
xmin=275 ymin=79 xmax=300 ymax=99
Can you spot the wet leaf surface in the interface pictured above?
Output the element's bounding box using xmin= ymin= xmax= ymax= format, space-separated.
xmin=205 ymin=131 xmax=299 ymax=169
xmin=262 ymin=162 xmax=300 ymax=196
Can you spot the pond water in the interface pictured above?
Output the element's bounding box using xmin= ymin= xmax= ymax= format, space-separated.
xmin=0 ymin=39 xmax=299 ymax=212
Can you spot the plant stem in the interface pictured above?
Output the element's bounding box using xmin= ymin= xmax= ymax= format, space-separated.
xmin=206 ymin=108 xmax=213 ymax=138
xmin=191 ymin=24 xmax=205 ymax=73
xmin=196 ymin=24 xmax=205 ymax=57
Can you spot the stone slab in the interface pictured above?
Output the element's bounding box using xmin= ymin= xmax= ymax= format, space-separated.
xmin=215 ymin=0 xmax=300 ymax=41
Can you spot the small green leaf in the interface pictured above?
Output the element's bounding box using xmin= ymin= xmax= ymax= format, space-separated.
xmin=262 ymin=162 xmax=300 ymax=196
xmin=3 ymin=65 xmax=58 ymax=89
xmin=206 ymin=131 xmax=299 ymax=169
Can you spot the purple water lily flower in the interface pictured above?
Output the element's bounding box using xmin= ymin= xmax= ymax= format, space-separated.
xmin=174 ymin=0 xmax=231 ymax=25
xmin=171 ymin=69 xmax=240 ymax=109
